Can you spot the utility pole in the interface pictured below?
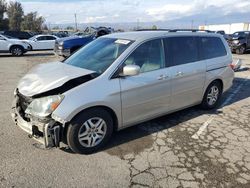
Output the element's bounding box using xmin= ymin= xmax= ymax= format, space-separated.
xmin=137 ymin=19 xmax=139 ymax=30
xmin=191 ymin=20 xmax=194 ymax=29
xmin=74 ymin=13 xmax=78 ymax=31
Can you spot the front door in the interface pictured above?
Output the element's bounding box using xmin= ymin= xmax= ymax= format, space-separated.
xmin=34 ymin=36 xmax=50 ymax=50
xmin=120 ymin=39 xmax=171 ymax=127
xmin=0 ymin=36 xmax=8 ymax=51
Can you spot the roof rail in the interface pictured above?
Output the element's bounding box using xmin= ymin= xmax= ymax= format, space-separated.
xmin=168 ymin=29 xmax=213 ymax=33
xmin=135 ymin=29 xmax=170 ymax=31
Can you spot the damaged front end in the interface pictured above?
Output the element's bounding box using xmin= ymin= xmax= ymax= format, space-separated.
xmin=11 ymin=90 xmax=63 ymax=148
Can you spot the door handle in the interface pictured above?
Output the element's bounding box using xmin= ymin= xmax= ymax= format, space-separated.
xmin=157 ymin=75 xmax=168 ymax=80
xmin=175 ymin=71 xmax=184 ymax=77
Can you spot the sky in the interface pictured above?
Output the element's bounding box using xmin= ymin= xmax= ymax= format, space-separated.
xmin=5 ymin=0 xmax=250 ymax=27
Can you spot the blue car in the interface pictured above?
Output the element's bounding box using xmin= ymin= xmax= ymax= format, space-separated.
xmin=54 ymin=27 xmax=111 ymax=57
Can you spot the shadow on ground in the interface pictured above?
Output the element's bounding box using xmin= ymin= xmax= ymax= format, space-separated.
xmin=0 ymin=51 xmax=55 ymax=58
xmin=104 ymin=76 xmax=250 ymax=157
xmin=59 ymin=76 xmax=250 ymax=156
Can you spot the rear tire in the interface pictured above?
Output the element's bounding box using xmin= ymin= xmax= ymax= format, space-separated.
xmin=67 ymin=108 xmax=113 ymax=154
xmin=10 ymin=46 xmax=24 ymax=56
xmin=200 ymin=81 xmax=222 ymax=110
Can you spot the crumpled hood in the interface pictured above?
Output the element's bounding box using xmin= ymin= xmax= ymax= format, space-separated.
xmin=18 ymin=62 xmax=95 ymax=97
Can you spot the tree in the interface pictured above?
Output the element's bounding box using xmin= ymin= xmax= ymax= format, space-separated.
xmin=7 ymin=1 xmax=23 ymax=31
xmin=42 ymin=24 xmax=48 ymax=31
xmin=152 ymin=25 xmax=157 ymax=30
xmin=0 ymin=0 xmax=6 ymax=20
xmin=0 ymin=0 xmax=8 ymax=30
xmin=21 ymin=12 xmax=45 ymax=32
xmin=52 ymin=26 xmax=60 ymax=30
xmin=66 ymin=26 xmax=74 ymax=30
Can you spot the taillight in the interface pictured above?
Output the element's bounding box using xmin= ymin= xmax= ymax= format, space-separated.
xmin=229 ymin=62 xmax=234 ymax=70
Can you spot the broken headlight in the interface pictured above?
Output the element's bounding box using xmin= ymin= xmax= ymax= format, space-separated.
xmin=25 ymin=95 xmax=64 ymax=118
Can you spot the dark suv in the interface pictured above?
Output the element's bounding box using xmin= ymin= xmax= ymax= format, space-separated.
xmin=228 ymin=31 xmax=250 ymax=54
xmin=3 ymin=31 xmax=33 ymax=39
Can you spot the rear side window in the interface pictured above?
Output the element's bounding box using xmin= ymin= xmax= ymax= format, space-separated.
xmin=46 ymin=36 xmax=56 ymax=40
xmin=200 ymin=37 xmax=227 ymax=60
xmin=37 ymin=36 xmax=46 ymax=41
xmin=164 ymin=37 xmax=199 ymax=66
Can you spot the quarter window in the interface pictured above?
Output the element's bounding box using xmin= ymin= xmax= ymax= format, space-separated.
xmin=200 ymin=37 xmax=227 ymax=59
xmin=124 ymin=39 xmax=165 ymax=73
xmin=164 ymin=37 xmax=199 ymax=66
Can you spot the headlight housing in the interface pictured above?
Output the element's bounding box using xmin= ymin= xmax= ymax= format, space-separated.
xmin=58 ymin=41 xmax=64 ymax=50
xmin=25 ymin=95 xmax=64 ymax=118
xmin=233 ymin=40 xmax=239 ymax=44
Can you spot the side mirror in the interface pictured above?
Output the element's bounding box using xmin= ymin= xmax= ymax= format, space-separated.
xmin=33 ymin=38 xmax=37 ymax=42
xmin=122 ymin=65 xmax=140 ymax=76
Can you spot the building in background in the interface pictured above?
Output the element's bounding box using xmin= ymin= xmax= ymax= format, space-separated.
xmin=199 ymin=23 xmax=250 ymax=34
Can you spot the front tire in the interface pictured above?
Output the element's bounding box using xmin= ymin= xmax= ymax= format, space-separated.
xmin=236 ymin=45 xmax=246 ymax=55
xmin=201 ymin=81 xmax=222 ymax=110
xmin=10 ymin=46 xmax=24 ymax=56
xmin=67 ymin=108 xmax=113 ymax=154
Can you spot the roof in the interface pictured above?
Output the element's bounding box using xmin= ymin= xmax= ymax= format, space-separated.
xmin=104 ymin=31 xmax=221 ymax=41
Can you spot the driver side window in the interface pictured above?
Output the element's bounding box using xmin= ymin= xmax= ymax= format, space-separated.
xmin=124 ymin=39 xmax=165 ymax=73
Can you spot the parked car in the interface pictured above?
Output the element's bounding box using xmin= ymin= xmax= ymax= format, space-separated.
xmin=52 ymin=31 xmax=69 ymax=38
xmin=24 ymin=35 xmax=59 ymax=50
xmin=12 ymin=30 xmax=234 ymax=154
xmin=215 ymin=30 xmax=231 ymax=41
xmin=0 ymin=34 xmax=30 ymax=56
xmin=2 ymin=31 xmax=33 ymax=39
xmin=54 ymin=27 xmax=111 ymax=57
xmin=228 ymin=31 xmax=250 ymax=54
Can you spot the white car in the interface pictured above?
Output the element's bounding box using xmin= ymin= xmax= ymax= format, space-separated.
xmin=24 ymin=35 xmax=59 ymax=50
xmin=0 ymin=34 xmax=30 ymax=56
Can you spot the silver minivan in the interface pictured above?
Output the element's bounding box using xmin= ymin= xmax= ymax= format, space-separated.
xmin=12 ymin=31 xmax=234 ymax=154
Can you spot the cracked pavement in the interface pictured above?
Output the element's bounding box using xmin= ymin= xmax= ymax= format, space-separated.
xmin=0 ymin=51 xmax=250 ymax=187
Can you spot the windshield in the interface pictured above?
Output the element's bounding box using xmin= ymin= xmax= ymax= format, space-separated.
xmin=64 ymin=37 xmax=132 ymax=74
xmin=232 ymin=32 xmax=249 ymax=38
xmin=29 ymin=36 xmax=36 ymax=40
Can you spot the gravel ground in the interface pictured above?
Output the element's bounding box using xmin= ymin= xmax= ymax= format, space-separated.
xmin=0 ymin=51 xmax=250 ymax=188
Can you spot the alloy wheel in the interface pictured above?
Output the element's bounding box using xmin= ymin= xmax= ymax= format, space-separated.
xmin=78 ymin=117 xmax=107 ymax=147
xmin=207 ymin=86 xmax=219 ymax=106
xmin=12 ymin=48 xmax=22 ymax=56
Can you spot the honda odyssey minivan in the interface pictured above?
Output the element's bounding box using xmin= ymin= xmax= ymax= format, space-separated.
xmin=12 ymin=30 xmax=234 ymax=154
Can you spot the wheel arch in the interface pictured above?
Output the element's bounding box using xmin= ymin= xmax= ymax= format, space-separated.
xmin=203 ymin=78 xmax=224 ymax=97
xmin=9 ymin=44 xmax=24 ymax=53
xmin=62 ymin=105 xmax=119 ymax=143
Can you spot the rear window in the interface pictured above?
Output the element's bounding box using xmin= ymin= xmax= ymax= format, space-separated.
xmin=164 ymin=37 xmax=199 ymax=66
xmin=200 ymin=37 xmax=227 ymax=60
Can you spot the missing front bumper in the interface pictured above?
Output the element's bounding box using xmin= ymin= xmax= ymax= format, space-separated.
xmin=11 ymin=105 xmax=61 ymax=148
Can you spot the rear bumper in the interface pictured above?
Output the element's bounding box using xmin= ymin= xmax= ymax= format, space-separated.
xmin=11 ymin=96 xmax=61 ymax=148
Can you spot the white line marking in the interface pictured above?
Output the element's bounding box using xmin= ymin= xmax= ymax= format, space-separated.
xmin=191 ymin=116 xmax=215 ymax=139
xmin=192 ymin=75 xmax=250 ymax=140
